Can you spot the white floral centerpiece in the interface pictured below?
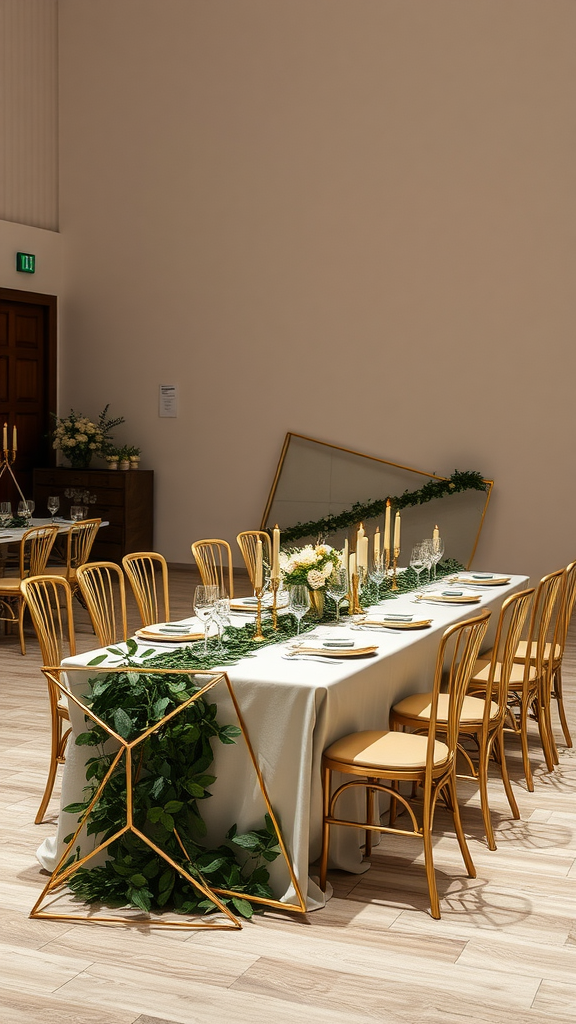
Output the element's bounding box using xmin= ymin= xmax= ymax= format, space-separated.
xmin=280 ymin=544 xmax=341 ymax=618
xmin=51 ymin=405 xmax=125 ymax=470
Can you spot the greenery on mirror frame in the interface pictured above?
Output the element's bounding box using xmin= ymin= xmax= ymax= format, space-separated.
xmin=63 ymin=652 xmax=283 ymax=919
xmin=279 ymin=469 xmax=487 ymax=543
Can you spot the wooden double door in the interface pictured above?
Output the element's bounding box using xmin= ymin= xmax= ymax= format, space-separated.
xmin=0 ymin=288 xmax=57 ymax=504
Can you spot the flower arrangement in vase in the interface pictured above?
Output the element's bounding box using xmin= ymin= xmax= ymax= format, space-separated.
xmin=51 ymin=405 xmax=125 ymax=470
xmin=280 ymin=544 xmax=341 ymax=618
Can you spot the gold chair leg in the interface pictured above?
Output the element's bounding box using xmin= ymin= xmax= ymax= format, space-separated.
xmin=519 ymin=699 xmax=534 ymax=792
xmin=389 ymin=779 xmax=399 ymax=827
xmin=365 ymin=781 xmax=375 ymax=857
xmin=422 ymin=788 xmax=440 ymax=919
xmin=18 ymin=597 xmax=26 ymax=655
xmin=447 ymin=772 xmax=476 ymax=879
xmin=553 ymin=666 xmax=573 ymax=747
xmin=319 ymin=765 xmax=331 ymax=891
xmin=534 ymin=691 xmax=555 ymax=773
xmin=477 ymin=736 xmax=496 ymax=852
xmin=494 ymin=726 xmax=520 ymax=820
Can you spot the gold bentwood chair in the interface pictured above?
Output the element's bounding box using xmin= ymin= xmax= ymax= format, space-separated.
xmin=390 ymin=589 xmax=534 ymax=851
xmin=513 ymin=560 xmax=576 ymax=755
xmin=319 ymin=610 xmax=490 ymax=920
xmin=122 ymin=551 xmax=171 ymax=627
xmin=20 ymin=575 xmax=76 ymax=823
xmin=236 ymin=531 xmax=272 ymax=589
xmin=0 ymin=524 xmax=58 ymax=654
xmin=43 ymin=518 xmax=102 ymax=597
xmin=76 ymin=562 xmax=128 ymax=647
xmin=191 ymin=539 xmax=234 ymax=598
xmin=469 ymin=568 xmax=565 ymax=791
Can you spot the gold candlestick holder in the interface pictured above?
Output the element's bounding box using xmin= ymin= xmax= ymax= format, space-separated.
xmin=349 ymin=572 xmax=364 ymax=616
xmin=0 ymin=446 xmax=26 ymax=504
xmin=271 ymin=577 xmax=280 ymax=630
xmin=253 ymin=585 xmax=266 ymax=642
xmin=391 ymin=548 xmax=400 ymax=591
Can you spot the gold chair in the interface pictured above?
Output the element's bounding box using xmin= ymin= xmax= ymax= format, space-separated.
xmin=0 ymin=524 xmax=58 ymax=654
xmin=20 ymin=575 xmax=76 ymax=823
xmin=236 ymin=531 xmax=272 ymax=589
xmin=122 ymin=551 xmax=170 ymax=627
xmin=43 ymin=518 xmax=102 ymax=596
xmin=76 ymin=561 xmax=128 ymax=647
xmin=513 ymin=560 xmax=576 ymax=755
xmin=469 ymin=568 xmax=565 ymax=791
xmin=191 ymin=539 xmax=234 ymax=598
xmin=390 ymin=589 xmax=534 ymax=851
xmin=319 ymin=610 xmax=490 ymax=919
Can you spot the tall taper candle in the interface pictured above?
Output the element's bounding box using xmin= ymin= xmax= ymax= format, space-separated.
xmin=374 ymin=527 xmax=381 ymax=563
xmin=394 ymin=510 xmax=401 ymax=553
xmin=349 ymin=552 xmax=357 ymax=579
xmin=255 ymin=538 xmax=263 ymax=589
xmin=342 ymin=538 xmax=349 ymax=572
xmin=384 ymin=500 xmax=391 ymax=554
xmin=12 ymin=425 xmax=17 ymax=451
xmin=272 ymin=524 xmax=280 ymax=579
xmin=2 ymin=423 xmax=6 ymax=451
xmin=359 ymin=535 xmax=369 ymax=570
xmin=433 ymin=524 xmax=439 ymax=542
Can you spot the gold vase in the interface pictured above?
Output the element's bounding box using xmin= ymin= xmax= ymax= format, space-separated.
xmin=308 ymin=588 xmax=325 ymax=619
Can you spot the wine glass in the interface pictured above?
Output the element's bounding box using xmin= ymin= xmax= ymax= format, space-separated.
xmin=431 ymin=535 xmax=444 ymax=582
xmin=70 ymin=505 xmax=85 ymax=522
xmin=47 ymin=496 xmax=60 ymax=520
xmin=0 ymin=501 xmax=11 ymax=527
xmin=213 ymin=592 xmax=231 ymax=653
xmin=17 ymin=499 xmax=34 ymax=522
xmin=326 ymin=567 xmax=349 ymax=623
xmin=369 ymin=556 xmax=386 ymax=602
xmin=409 ymin=543 xmax=426 ymax=598
xmin=421 ymin=539 xmax=434 ymax=587
xmin=289 ymin=585 xmax=310 ymax=636
xmin=193 ymin=584 xmax=219 ymax=654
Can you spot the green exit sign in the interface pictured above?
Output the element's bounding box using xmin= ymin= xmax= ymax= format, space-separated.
xmin=16 ymin=252 xmax=35 ymax=273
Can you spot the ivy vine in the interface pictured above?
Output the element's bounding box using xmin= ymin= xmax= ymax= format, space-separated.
xmin=279 ymin=469 xmax=487 ymax=543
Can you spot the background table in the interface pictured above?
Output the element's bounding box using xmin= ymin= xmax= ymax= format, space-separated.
xmin=37 ymin=574 xmax=528 ymax=910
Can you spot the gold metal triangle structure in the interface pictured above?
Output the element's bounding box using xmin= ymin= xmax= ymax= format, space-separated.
xmin=30 ymin=666 xmax=307 ymax=929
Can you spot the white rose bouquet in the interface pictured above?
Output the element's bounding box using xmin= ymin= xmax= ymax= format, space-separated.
xmin=51 ymin=405 xmax=125 ymax=469
xmin=279 ymin=544 xmax=341 ymax=590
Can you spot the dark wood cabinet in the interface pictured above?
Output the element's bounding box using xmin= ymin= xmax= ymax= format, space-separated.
xmin=33 ymin=468 xmax=154 ymax=564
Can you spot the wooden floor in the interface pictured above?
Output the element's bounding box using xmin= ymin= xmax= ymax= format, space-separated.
xmin=1 ymin=566 xmax=575 ymax=1024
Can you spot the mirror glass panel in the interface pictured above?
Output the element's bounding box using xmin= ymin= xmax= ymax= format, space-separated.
xmin=262 ymin=434 xmax=492 ymax=569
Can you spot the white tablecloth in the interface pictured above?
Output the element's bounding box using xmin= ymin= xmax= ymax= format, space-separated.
xmin=37 ymin=574 xmax=528 ymax=909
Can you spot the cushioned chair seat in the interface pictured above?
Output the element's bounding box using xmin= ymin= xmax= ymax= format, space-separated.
xmin=42 ymin=566 xmax=77 ymax=582
xmin=0 ymin=577 xmax=25 ymax=592
xmin=514 ymin=639 xmax=561 ymax=663
xmin=324 ymin=729 xmax=449 ymax=771
xmin=393 ymin=691 xmax=498 ymax=724
xmin=469 ymin=659 xmax=537 ymax=688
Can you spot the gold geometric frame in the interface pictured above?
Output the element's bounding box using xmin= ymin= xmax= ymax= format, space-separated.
xmin=261 ymin=432 xmax=494 ymax=569
xmin=30 ymin=666 xmax=307 ymax=929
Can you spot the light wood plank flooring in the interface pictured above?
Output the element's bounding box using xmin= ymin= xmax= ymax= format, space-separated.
xmin=1 ymin=566 xmax=575 ymax=1024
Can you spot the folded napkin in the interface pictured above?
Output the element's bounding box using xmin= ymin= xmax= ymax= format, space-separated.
xmin=458 ymin=576 xmax=511 ymax=586
xmin=364 ymin=618 xmax=432 ymax=630
xmin=419 ymin=593 xmax=481 ymax=604
xmin=293 ymin=644 xmax=378 ymax=658
xmin=372 ymin=613 xmax=413 ymax=622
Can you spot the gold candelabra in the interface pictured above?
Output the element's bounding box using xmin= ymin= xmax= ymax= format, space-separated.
xmin=253 ymin=585 xmax=266 ymax=642
xmin=270 ymin=577 xmax=280 ymax=630
xmin=0 ymin=444 xmax=26 ymax=504
xmin=391 ymin=548 xmax=400 ymax=591
xmin=349 ymin=570 xmax=365 ymax=616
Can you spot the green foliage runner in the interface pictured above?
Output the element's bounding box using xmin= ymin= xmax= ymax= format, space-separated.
xmin=280 ymin=469 xmax=487 ymax=543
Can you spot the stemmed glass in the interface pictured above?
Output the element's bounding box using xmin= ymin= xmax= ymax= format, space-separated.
xmin=369 ymin=556 xmax=386 ymax=602
xmin=0 ymin=501 xmax=11 ymax=527
xmin=409 ymin=544 xmax=426 ymax=598
xmin=326 ymin=567 xmax=349 ymax=623
xmin=431 ymin=535 xmax=444 ymax=582
xmin=289 ymin=585 xmax=310 ymax=636
xmin=193 ymin=584 xmax=219 ymax=654
xmin=421 ymin=539 xmax=434 ymax=587
xmin=47 ymin=496 xmax=60 ymax=520
xmin=18 ymin=499 xmax=34 ymax=522
xmin=213 ymin=592 xmax=231 ymax=654
xmin=70 ymin=505 xmax=85 ymax=522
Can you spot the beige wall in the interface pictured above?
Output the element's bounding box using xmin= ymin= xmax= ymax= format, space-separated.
xmin=57 ymin=0 xmax=576 ymax=577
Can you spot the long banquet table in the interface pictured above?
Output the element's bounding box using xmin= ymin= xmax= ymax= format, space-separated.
xmin=37 ymin=573 xmax=528 ymax=911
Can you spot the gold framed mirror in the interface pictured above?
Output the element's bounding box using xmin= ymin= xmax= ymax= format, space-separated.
xmin=261 ymin=433 xmax=493 ymax=569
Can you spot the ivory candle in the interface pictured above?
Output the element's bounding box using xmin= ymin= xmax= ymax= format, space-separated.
xmin=384 ymin=500 xmax=391 ymax=553
xmin=342 ymin=538 xmax=349 ymax=571
xmin=433 ymin=524 xmax=440 ymax=542
xmin=358 ymin=536 xmax=369 ymax=570
xmin=349 ymin=552 xmax=357 ymax=579
xmin=255 ymin=538 xmax=263 ymax=589
xmin=12 ymin=425 xmax=17 ymax=452
xmin=2 ymin=423 xmax=6 ymax=451
xmin=374 ymin=528 xmax=381 ymax=563
xmin=394 ymin=511 xmax=401 ymax=553
xmin=272 ymin=524 xmax=280 ymax=579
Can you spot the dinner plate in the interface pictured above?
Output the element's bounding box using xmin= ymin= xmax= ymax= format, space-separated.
xmin=363 ymin=619 xmax=432 ymax=630
xmin=229 ymin=597 xmax=289 ymax=612
xmin=135 ymin=627 xmax=203 ymax=643
xmin=291 ymin=645 xmax=378 ymax=658
xmin=456 ymin=576 xmax=511 ymax=587
xmin=417 ymin=593 xmax=481 ymax=604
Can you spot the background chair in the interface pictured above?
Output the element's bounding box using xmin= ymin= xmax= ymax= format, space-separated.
xmin=191 ymin=539 xmax=234 ymax=598
xmin=236 ymin=531 xmax=272 ymax=589
xmin=391 ymin=588 xmax=534 ymax=850
xmin=319 ymin=610 xmax=490 ymax=919
xmin=20 ymin=575 xmax=76 ymax=823
xmin=43 ymin=518 xmax=102 ymax=596
xmin=122 ymin=551 xmax=170 ymax=627
xmin=0 ymin=524 xmax=58 ymax=654
xmin=76 ymin=561 xmax=128 ymax=647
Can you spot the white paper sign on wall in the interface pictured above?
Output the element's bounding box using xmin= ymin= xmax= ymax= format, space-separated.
xmin=159 ymin=384 xmax=177 ymax=418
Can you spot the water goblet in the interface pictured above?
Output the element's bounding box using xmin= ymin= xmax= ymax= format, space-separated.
xmin=70 ymin=505 xmax=85 ymax=522
xmin=420 ymin=539 xmax=434 ymax=587
xmin=18 ymin=500 xmax=34 ymax=522
xmin=369 ymin=556 xmax=386 ymax=602
xmin=431 ymin=535 xmax=444 ymax=581
xmin=47 ymin=496 xmax=60 ymax=520
xmin=289 ymin=585 xmax=310 ymax=636
xmin=326 ymin=566 xmax=349 ymax=623
xmin=0 ymin=501 xmax=11 ymax=527
xmin=213 ymin=592 xmax=231 ymax=653
xmin=193 ymin=584 xmax=219 ymax=654
xmin=409 ymin=543 xmax=426 ymax=598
